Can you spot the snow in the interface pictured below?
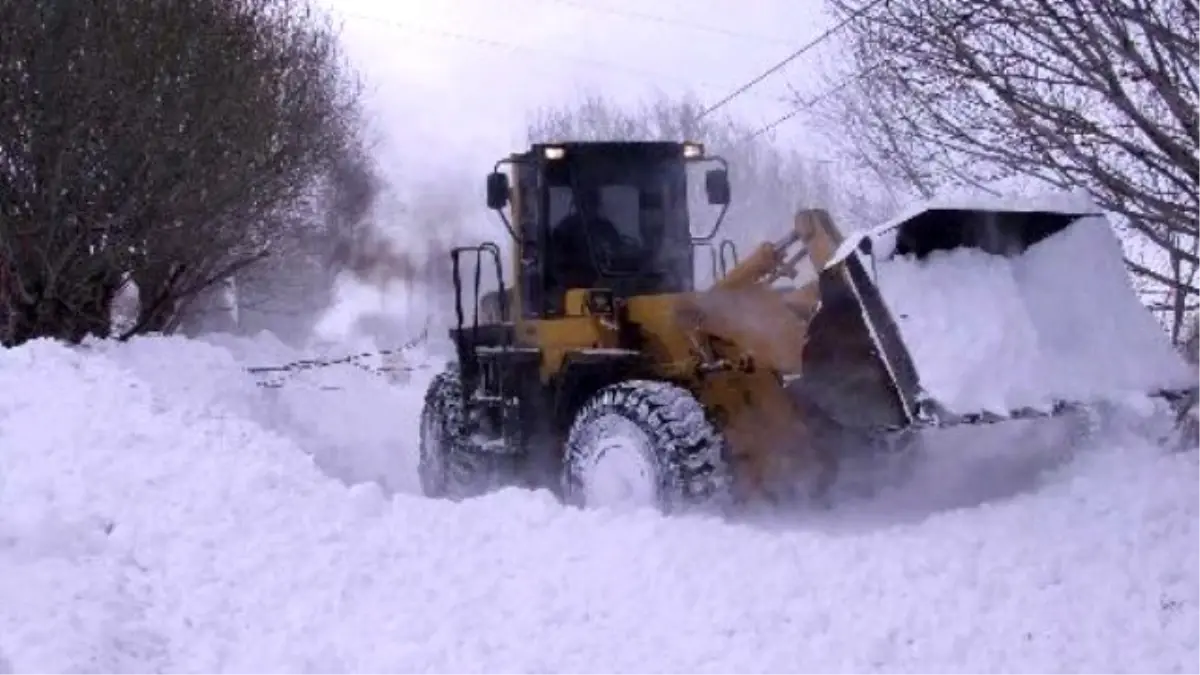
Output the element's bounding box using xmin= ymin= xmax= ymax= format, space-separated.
xmin=0 ymin=333 xmax=1197 ymax=673
xmin=578 ymin=348 xmax=641 ymax=356
xmin=872 ymin=216 xmax=1193 ymax=416
xmin=572 ymin=415 xmax=659 ymax=510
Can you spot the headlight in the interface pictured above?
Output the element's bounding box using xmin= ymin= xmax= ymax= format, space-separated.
xmin=543 ymin=146 xmax=566 ymax=160
xmin=682 ymin=142 xmax=704 ymax=159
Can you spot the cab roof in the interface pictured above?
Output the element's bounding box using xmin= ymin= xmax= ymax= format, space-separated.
xmin=524 ymin=141 xmax=691 ymax=161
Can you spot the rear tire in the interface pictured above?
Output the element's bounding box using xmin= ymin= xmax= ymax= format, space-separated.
xmin=562 ymin=380 xmax=731 ymax=514
xmin=418 ymin=368 xmax=500 ymax=499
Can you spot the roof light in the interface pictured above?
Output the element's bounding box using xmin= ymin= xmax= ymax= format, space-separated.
xmin=543 ymin=146 xmax=566 ymax=160
xmin=682 ymin=142 xmax=704 ymax=159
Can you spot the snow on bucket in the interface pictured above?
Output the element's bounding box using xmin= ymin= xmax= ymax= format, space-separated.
xmin=853 ymin=204 xmax=1193 ymax=417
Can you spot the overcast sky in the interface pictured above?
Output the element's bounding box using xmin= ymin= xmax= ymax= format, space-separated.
xmin=321 ymin=0 xmax=843 ymax=174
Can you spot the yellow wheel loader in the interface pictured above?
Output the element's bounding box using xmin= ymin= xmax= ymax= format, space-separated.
xmin=418 ymin=140 xmax=1196 ymax=512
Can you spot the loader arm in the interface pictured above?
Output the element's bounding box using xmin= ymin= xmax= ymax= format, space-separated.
xmin=693 ymin=210 xmax=920 ymax=427
xmin=714 ymin=209 xmax=842 ymax=291
xmin=670 ymin=210 xmax=897 ymax=496
xmin=679 ymin=209 xmax=857 ymax=376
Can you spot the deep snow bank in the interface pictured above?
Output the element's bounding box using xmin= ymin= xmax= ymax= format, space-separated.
xmin=0 ymin=336 xmax=1196 ymax=673
xmin=873 ymin=217 xmax=1192 ymax=415
xmin=97 ymin=331 xmax=436 ymax=494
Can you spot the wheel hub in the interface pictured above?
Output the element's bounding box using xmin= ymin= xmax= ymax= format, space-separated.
xmin=579 ymin=416 xmax=658 ymax=510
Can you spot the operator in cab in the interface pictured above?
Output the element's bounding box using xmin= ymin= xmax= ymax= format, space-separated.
xmin=550 ymin=185 xmax=631 ymax=291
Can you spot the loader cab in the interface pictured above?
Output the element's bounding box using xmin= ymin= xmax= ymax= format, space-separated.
xmin=486 ymin=141 xmax=730 ymax=318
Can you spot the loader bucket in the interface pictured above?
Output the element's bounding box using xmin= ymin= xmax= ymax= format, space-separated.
xmin=796 ymin=202 xmax=1195 ymax=432
xmin=890 ymin=208 xmax=1077 ymax=259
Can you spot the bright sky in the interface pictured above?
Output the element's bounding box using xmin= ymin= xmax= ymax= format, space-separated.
xmin=320 ymin=0 xmax=844 ymax=176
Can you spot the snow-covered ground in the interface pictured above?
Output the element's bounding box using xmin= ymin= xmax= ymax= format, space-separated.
xmin=0 ymin=332 xmax=1196 ymax=673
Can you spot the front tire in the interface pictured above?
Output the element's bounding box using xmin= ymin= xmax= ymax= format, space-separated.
xmin=562 ymin=380 xmax=732 ymax=514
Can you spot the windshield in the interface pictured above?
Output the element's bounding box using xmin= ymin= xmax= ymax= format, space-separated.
xmin=543 ymin=155 xmax=692 ymax=299
xmin=548 ymin=184 xmax=647 ymax=249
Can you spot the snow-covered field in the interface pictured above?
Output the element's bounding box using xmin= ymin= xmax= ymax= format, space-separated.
xmin=0 ymin=332 xmax=1196 ymax=673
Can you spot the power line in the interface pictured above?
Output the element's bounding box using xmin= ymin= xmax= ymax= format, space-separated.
xmin=337 ymin=11 xmax=790 ymax=103
xmin=741 ymin=61 xmax=886 ymax=144
xmin=540 ymin=0 xmax=795 ymax=46
xmin=695 ymin=0 xmax=887 ymax=121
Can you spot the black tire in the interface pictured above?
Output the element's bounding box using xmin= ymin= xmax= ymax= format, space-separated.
xmin=418 ymin=367 xmax=500 ymax=499
xmin=562 ymin=379 xmax=732 ymax=513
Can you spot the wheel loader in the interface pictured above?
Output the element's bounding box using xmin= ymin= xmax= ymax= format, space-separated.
xmin=418 ymin=140 xmax=1196 ymax=512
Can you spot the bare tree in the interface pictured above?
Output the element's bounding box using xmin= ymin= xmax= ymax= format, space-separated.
xmin=819 ymin=0 xmax=1198 ymax=341
xmin=0 ymin=0 xmax=364 ymax=345
xmin=188 ymin=136 xmax=385 ymax=340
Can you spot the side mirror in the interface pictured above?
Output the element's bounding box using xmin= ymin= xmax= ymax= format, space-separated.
xmin=705 ymin=169 xmax=731 ymax=206
xmin=486 ymin=171 xmax=510 ymax=210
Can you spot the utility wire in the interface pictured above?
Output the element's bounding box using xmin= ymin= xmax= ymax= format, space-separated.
xmin=541 ymin=0 xmax=795 ymax=45
xmin=740 ymin=61 xmax=887 ymax=144
xmin=338 ymin=11 xmax=790 ymax=103
xmin=338 ymin=6 xmax=879 ymax=152
xmin=695 ymin=0 xmax=887 ymax=121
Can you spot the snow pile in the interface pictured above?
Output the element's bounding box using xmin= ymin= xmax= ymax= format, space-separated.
xmin=873 ymin=217 xmax=1192 ymax=415
xmin=100 ymin=332 xmax=435 ymax=494
xmin=0 ymin=335 xmax=1197 ymax=673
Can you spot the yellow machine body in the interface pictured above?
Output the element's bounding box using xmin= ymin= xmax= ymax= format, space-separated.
xmin=472 ymin=147 xmax=895 ymax=499
xmin=434 ymin=140 xmax=1193 ymax=508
